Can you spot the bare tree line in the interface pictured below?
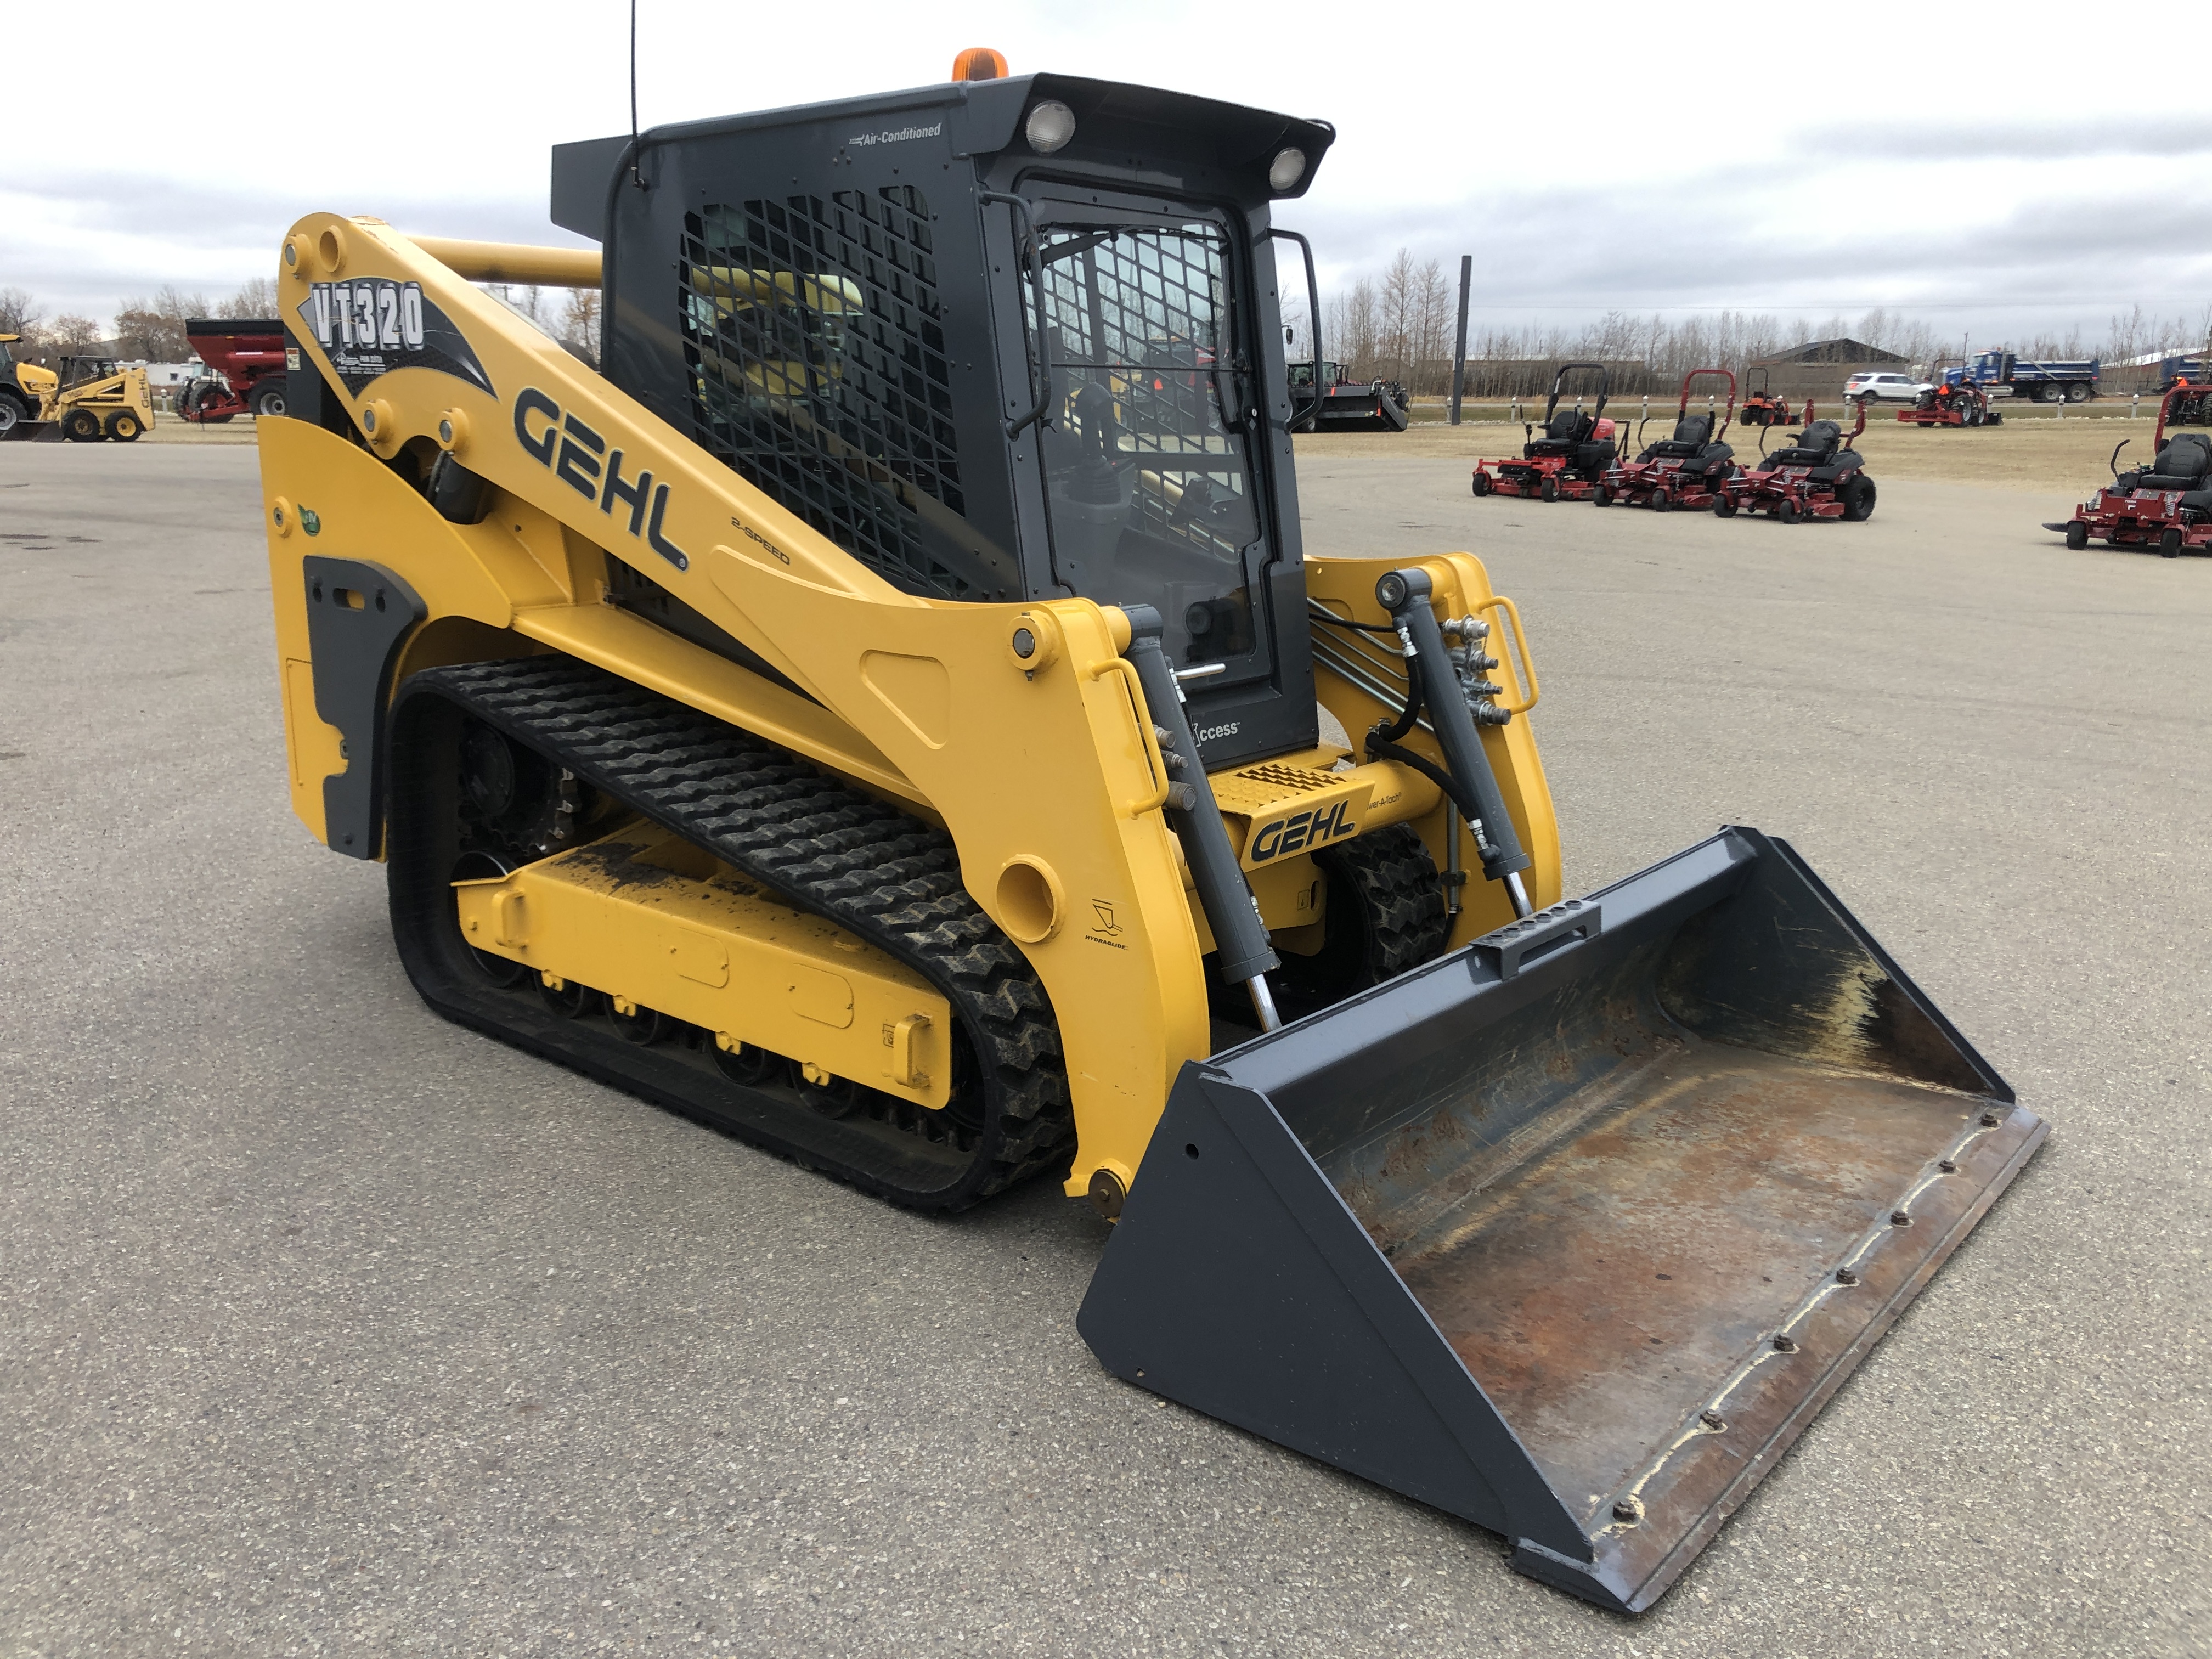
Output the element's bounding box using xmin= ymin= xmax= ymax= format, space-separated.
xmin=1291 ymin=251 xmax=2212 ymax=398
xmin=1 ymin=280 xmax=602 ymax=369
xmin=9 ymin=259 xmax=2198 ymax=395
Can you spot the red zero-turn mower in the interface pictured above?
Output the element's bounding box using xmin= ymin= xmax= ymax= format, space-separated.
xmin=1595 ymin=369 xmax=1738 ymax=510
xmin=1471 ymin=363 xmax=1618 ymax=501
xmin=1716 ymin=401 xmax=1875 ymax=523
xmin=1898 ymin=381 xmax=2001 ymax=428
xmin=2046 ymin=386 xmax=2212 ymax=556
xmin=1737 ymin=368 xmax=1795 ymax=427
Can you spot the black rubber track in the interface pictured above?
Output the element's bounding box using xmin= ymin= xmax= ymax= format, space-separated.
xmin=385 ymin=654 xmax=1073 ymax=1211
xmin=1268 ymin=823 xmax=1451 ymax=1020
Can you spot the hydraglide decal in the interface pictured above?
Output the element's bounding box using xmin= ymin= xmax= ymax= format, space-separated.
xmin=514 ymin=387 xmax=690 ymax=571
xmin=297 ymin=280 xmax=493 ymax=397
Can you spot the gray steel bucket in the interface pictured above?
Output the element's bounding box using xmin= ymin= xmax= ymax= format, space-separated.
xmin=1078 ymin=827 xmax=2044 ymax=1612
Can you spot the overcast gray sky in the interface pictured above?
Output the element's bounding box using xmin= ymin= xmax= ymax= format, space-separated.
xmin=8 ymin=0 xmax=2209 ymax=349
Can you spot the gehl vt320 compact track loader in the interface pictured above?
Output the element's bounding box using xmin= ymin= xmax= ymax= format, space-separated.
xmin=255 ymin=57 xmax=2044 ymax=1613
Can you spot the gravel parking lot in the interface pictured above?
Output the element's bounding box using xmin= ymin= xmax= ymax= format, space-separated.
xmin=3 ymin=443 xmax=2207 ymax=1657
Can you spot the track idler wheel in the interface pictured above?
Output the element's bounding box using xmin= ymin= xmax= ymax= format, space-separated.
xmin=797 ymin=1065 xmax=869 ymax=1120
xmin=610 ymin=998 xmax=675 ymax=1045
xmin=538 ymin=974 xmax=606 ymax=1019
xmin=713 ymin=1037 xmax=791 ymax=1088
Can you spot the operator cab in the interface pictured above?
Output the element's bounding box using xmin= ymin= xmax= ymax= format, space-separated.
xmin=556 ymin=67 xmax=1334 ymax=769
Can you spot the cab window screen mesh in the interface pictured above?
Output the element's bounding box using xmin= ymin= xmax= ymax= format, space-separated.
xmin=679 ymin=187 xmax=973 ymax=598
xmin=1030 ymin=220 xmax=1263 ymax=670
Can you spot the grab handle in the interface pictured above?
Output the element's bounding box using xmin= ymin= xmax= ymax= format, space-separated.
xmin=1474 ymin=899 xmax=1602 ymax=980
xmin=981 ymin=191 xmax=1054 ymax=439
xmin=1088 ymin=656 xmax=1172 ymax=819
xmin=1476 ymin=593 xmax=1539 ymax=713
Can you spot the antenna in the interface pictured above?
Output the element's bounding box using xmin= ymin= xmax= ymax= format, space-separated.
xmin=629 ymin=0 xmax=643 ymax=188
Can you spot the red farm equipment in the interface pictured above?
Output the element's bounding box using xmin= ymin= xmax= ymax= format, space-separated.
xmin=178 ymin=318 xmax=290 ymax=422
xmin=1737 ymin=368 xmax=1796 ymax=427
xmin=2046 ymin=385 xmax=2212 ymax=557
xmin=1716 ymin=402 xmax=1875 ymax=523
xmin=1898 ymin=380 xmax=2000 ymax=428
xmin=1471 ymin=363 xmax=1617 ymax=501
xmin=1595 ymin=369 xmax=1738 ymax=510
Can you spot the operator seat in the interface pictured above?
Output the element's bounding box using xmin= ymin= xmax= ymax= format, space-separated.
xmin=2135 ymin=432 xmax=2212 ymax=493
xmin=1527 ymin=408 xmax=1595 ymax=458
xmin=1641 ymin=412 xmax=1716 ymax=461
xmin=1760 ymin=419 xmax=1843 ymax=470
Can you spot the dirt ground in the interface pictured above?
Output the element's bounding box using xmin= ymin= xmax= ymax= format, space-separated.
xmin=1310 ymin=401 xmax=2169 ymax=493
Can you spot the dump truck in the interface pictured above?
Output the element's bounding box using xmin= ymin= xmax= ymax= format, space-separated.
xmin=1944 ymin=348 xmax=2098 ymax=403
xmin=252 ymin=56 xmax=2044 ymax=1614
xmin=178 ymin=317 xmax=291 ymax=421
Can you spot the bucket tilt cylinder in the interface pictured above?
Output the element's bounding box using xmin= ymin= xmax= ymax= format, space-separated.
xmin=1370 ymin=567 xmax=1533 ymax=917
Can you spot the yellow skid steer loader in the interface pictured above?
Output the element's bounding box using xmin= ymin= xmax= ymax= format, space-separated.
xmin=252 ymin=58 xmax=2043 ymax=1612
xmin=0 ymin=351 xmax=154 ymax=442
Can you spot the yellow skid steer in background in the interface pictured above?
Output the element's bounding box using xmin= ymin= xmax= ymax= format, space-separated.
xmin=252 ymin=58 xmax=2043 ymax=1612
xmin=0 ymin=348 xmax=153 ymax=443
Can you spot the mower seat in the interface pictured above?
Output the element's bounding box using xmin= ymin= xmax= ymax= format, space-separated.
xmin=1641 ymin=413 xmax=1717 ymax=461
xmin=2136 ymin=434 xmax=2212 ymax=492
xmin=1527 ymin=410 xmax=1595 ymax=458
xmin=1762 ymin=420 xmax=1842 ymax=469
xmin=1808 ymin=451 xmax=1863 ymax=483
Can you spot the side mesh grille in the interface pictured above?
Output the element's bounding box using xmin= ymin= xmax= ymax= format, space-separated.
xmin=679 ymin=188 xmax=974 ymax=599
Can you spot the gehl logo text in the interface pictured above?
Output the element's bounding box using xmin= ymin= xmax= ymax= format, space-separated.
xmin=1248 ymin=800 xmax=1357 ymax=862
xmin=515 ymin=388 xmax=689 ymax=572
